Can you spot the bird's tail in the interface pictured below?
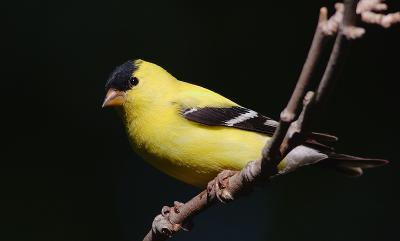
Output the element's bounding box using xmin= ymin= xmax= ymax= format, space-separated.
xmin=317 ymin=153 xmax=388 ymax=177
xmin=279 ymin=144 xmax=388 ymax=176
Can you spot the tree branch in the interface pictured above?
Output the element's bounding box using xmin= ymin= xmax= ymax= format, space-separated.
xmin=143 ymin=1 xmax=399 ymax=240
xmin=358 ymin=0 xmax=400 ymax=28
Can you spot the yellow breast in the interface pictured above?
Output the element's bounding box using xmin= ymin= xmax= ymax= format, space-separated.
xmin=123 ymin=99 xmax=269 ymax=187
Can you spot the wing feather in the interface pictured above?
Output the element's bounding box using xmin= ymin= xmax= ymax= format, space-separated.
xmin=182 ymin=106 xmax=278 ymax=135
xmin=181 ymin=106 xmax=338 ymax=148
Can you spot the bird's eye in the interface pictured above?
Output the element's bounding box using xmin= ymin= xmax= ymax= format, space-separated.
xmin=129 ymin=76 xmax=139 ymax=87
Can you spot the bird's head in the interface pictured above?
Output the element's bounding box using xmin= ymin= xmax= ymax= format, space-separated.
xmin=102 ymin=59 xmax=178 ymax=110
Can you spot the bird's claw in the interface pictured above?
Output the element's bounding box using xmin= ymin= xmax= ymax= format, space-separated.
xmin=207 ymin=169 xmax=237 ymax=203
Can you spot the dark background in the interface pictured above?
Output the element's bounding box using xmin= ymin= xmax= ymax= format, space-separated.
xmin=2 ymin=1 xmax=399 ymax=241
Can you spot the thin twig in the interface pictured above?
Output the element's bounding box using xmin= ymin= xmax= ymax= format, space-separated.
xmin=358 ymin=0 xmax=400 ymax=28
xmin=281 ymin=0 xmax=363 ymax=164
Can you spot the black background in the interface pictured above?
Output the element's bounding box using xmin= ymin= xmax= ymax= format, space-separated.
xmin=2 ymin=1 xmax=400 ymax=241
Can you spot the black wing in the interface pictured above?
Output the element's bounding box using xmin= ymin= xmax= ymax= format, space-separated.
xmin=182 ymin=106 xmax=278 ymax=135
xmin=181 ymin=106 xmax=338 ymax=147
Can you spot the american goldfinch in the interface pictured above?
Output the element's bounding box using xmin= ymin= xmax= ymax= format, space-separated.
xmin=102 ymin=59 xmax=387 ymax=187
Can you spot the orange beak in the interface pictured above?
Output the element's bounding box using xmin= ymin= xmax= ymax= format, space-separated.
xmin=102 ymin=89 xmax=126 ymax=108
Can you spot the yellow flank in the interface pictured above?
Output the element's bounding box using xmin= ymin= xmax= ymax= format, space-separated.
xmin=120 ymin=60 xmax=277 ymax=187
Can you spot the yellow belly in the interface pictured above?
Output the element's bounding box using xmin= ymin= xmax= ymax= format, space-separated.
xmin=126 ymin=107 xmax=270 ymax=187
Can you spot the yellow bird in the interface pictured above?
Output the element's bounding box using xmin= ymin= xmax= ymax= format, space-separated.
xmin=102 ymin=59 xmax=386 ymax=188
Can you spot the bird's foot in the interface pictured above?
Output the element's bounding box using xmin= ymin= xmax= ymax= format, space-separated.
xmin=207 ymin=169 xmax=238 ymax=203
xmin=160 ymin=201 xmax=192 ymax=231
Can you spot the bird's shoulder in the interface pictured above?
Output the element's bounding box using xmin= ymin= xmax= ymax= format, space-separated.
xmin=176 ymin=81 xmax=237 ymax=109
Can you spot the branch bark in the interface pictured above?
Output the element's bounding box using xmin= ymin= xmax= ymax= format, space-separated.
xmin=143 ymin=1 xmax=399 ymax=240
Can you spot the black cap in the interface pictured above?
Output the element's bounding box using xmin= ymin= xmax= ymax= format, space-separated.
xmin=105 ymin=60 xmax=137 ymax=91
